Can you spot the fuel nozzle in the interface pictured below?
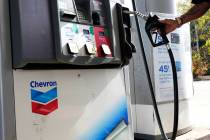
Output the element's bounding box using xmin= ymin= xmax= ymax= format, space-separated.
xmin=123 ymin=10 xmax=169 ymax=47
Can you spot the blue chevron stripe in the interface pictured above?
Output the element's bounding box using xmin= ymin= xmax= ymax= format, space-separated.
xmin=31 ymin=87 xmax=57 ymax=104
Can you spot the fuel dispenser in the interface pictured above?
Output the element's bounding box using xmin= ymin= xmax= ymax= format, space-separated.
xmin=129 ymin=0 xmax=194 ymax=139
xmin=10 ymin=0 xmax=134 ymax=68
xmin=1 ymin=0 xmax=135 ymax=140
xmin=0 ymin=0 xmax=194 ymax=140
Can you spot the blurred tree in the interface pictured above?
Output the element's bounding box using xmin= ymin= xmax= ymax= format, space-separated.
xmin=177 ymin=0 xmax=210 ymax=77
xmin=177 ymin=0 xmax=192 ymax=14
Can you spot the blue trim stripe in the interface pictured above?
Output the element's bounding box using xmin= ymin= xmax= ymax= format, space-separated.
xmin=79 ymin=97 xmax=128 ymax=140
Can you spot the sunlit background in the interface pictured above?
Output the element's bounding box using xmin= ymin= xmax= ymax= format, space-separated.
xmin=176 ymin=1 xmax=210 ymax=139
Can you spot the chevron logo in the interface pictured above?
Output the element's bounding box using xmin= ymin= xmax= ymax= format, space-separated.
xmin=30 ymin=81 xmax=58 ymax=115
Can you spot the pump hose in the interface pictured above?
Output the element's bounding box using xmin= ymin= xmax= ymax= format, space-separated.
xmin=131 ymin=0 xmax=179 ymax=140
xmin=167 ymin=46 xmax=179 ymax=140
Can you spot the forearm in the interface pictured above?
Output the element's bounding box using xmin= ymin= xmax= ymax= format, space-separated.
xmin=180 ymin=2 xmax=210 ymax=24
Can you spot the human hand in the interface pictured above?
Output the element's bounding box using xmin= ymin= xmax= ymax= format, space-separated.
xmin=159 ymin=19 xmax=179 ymax=34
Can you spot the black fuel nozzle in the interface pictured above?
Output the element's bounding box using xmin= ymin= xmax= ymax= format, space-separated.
xmin=123 ymin=10 xmax=169 ymax=47
xmin=145 ymin=14 xmax=169 ymax=47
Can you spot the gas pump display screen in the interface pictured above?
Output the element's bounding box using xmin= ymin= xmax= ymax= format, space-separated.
xmin=99 ymin=32 xmax=105 ymax=37
xmin=83 ymin=29 xmax=90 ymax=35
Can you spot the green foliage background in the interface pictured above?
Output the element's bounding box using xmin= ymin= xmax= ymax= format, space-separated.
xmin=178 ymin=0 xmax=210 ymax=77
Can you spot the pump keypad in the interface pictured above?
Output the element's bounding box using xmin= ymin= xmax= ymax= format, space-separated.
xmin=60 ymin=23 xmax=96 ymax=56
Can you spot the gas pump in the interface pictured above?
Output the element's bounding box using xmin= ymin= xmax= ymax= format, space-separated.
xmin=0 ymin=0 xmax=136 ymax=140
xmin=123 ymin=8 xmax=179 ymax=140
xmin=129 ymin=0 xmax=194 ymax=140
xmin=0 ymin=0 xmax=193 ymax=140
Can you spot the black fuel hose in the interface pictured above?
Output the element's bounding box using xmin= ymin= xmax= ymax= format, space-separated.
xmin=167 ymin=47 xmax=179 ymax=140
xmin=131 ymin=0 xmax=179 ymax=139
